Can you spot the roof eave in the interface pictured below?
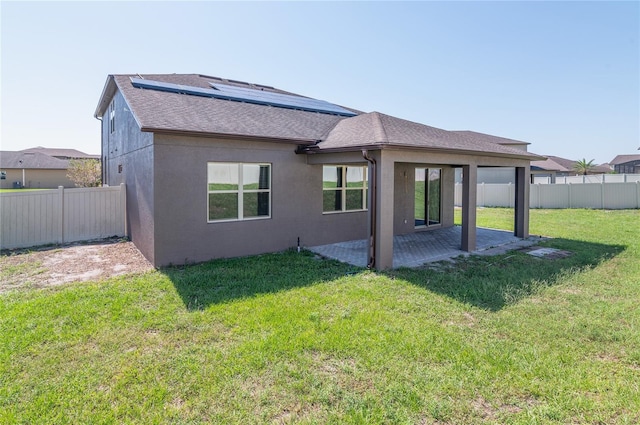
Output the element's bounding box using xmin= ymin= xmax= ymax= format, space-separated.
xmin=311 ymin=143 xmax=544 ymax=161
xmin=140 ymin=126 xmax=318 ymax=145
xmin=94 ymin=75 xmax=117 ymax=118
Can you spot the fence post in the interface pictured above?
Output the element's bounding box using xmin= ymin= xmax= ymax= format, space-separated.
xmin=120 ymin=183 xmax=127 ymax=237
xmin=637 ymin=181 xmax=640 ymax=209
xmin=568 ymin=183 xmax=572 ymax=208
xmin=57 ymin=186 xmax=64 ymax=244
xmin=601 ymin=182 xmax=605 ymax=209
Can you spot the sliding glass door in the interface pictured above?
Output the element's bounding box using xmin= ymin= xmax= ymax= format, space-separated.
xmin=415 ymin=168 xmax=441 ymax=227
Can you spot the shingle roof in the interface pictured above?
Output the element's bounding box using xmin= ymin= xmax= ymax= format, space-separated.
xmin=451 ymin=130 xmax=529 ymax=146
xmin=317 ymin=112 xmax=540 ymax=159
xmin=610 ymin=154 xmax=640 ymax=165
xmin=95 ymin=74 xmax=541 ymax=160
xmin=0 ymin=151 xmax=69 ymax=169
xmin=20 ymin=147 xmax=99 ymax=159
xmin=105 ymin=74 xmax=347 ymax=143
xmin=531 ymin=155 xmax=574 ymax=172
xmin=532 ymin=156 xmax=613 ymax=173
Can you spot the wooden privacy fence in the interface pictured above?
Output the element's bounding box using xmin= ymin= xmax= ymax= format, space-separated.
xmin=0 ymin=184 xmax=126 ymax=250
xmin=455 ymin=182 xmax=640 ymax=209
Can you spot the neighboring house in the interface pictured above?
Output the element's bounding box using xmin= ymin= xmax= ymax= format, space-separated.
xmin=531 ymin=155 xmax=611 ymax=183
xmin=95 ymin=73 xmax=542 ymax=270
xmin=0 ymin=148 xmax=99 ymax=189
xmin=20 ymin=147 xmax=100 ymax=161
xmin=0 ymin=151 xmax=71 ymax=189
xmin=451 ymin=131 xmax=531 ymax=184
xmin=610 ymin=155 xmax=640 ymax=174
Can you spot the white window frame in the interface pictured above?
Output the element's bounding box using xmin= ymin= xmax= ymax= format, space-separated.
xmin=109 ymin=100 xmax=116 ymax=134
xmin=207 ymin=162 xmax=271 ymax=223
xmin=322 ymin=165 xmax=368 ymax=214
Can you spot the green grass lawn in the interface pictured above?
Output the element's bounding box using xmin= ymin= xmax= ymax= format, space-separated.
xmin=1 ymin=209 xmax=639 ymax=424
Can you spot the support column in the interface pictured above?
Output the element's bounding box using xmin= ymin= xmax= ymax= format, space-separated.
xmin=374 ymin=151 xmax=394 ymax=270
xmin=461 ymin=164 xmax=477 ymax=252
xmin=515 ymin=166 xmax=530 ymax=238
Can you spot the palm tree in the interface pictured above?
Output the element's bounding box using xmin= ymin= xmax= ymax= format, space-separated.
xmin=573 ymin=158 xmax=596 ymax=175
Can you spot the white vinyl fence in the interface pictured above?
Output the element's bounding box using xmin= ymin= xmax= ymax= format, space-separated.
xmin=455 ymin=182 xmax=640 ymax=209
xmin=0 ymin=184 xmax=127 ymax=250
xmin=533 ymin=174 xmax=640 ymax=184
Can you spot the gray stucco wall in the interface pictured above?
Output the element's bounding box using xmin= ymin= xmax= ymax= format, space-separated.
xmin=393 ymin=163 xmax=415 ymax=235
xmin=102 ymin=90 xmax=155 ymax=264
xmin=152 ymin=134 xmax=368 ymax=266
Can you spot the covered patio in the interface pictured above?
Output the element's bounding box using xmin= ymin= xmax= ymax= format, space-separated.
xmin=309 ymin=226 xmax=535 ymax=268
xmin=301 ymin=112 xmax=544 ymax=270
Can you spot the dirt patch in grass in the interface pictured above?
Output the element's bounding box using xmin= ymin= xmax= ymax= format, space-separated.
xmin=0 ymin=238 xmax=153 ymax=292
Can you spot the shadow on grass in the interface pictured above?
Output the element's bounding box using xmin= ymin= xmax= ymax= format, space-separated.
xmin=161 ymin=249 xmax=358 ymax=311
xmin=388 ymin=238 xmax=625 ymax=311
xmin=163 ymin=239 xmax=624 ymax=312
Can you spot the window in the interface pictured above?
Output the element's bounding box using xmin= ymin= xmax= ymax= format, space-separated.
xmin=109 ymin=100 xmax=116 ymax=134
xmin=207 ymin=163 xmax=271 ymax=222
xmin=415 ymin=168 xmax=441 ymax=227
xmin=322 ymin=165 xmax=367 ymax=213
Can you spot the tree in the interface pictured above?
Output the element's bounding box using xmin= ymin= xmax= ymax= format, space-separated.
xmin=573 ymin=158 xmax=595 ymax=175
xmin=67 ymin=159 xmax=102 ymax=187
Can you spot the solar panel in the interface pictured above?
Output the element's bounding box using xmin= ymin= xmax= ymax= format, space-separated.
xmin=130 ymin=78 xmax=357 ymax=117
xmin=210 ymin=83 xmax=356 ymax=116
xmin=130 ymin=78 xmax=217 ymax=98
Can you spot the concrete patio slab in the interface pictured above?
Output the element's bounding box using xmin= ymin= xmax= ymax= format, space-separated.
xmin=308 ymin=226 xmax=543 ymax=268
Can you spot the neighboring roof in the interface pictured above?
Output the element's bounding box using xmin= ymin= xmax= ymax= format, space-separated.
xmin=20 ymin=147 xmax=99 ymax=159
xmin=532 ymin=156 xmax=613 ymax=174
xmin=531 ymin=155 xmax=575 ymax=172
xmin=592 ymin=163 xmax=614 ymax=173
xmin=450 ymin=130 xmax=530 ymax=147
xmin=95 ymin=73 xmax=541 ymax=160
xmin=0 ymin=151 xmax=69 ymax=169
xmin=610 ymin=154 xmax=640 ymax=165
xmin=316 ymin=112 xmax=541 ymax=159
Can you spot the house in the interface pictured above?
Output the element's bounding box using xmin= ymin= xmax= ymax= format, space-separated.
xmin=0 ymin=151 xmax=71 ymax=189
xmin=0 ymin=148 xmax=99 ymax=189
xmin=531 ymin=155 xmax=612 ymax=183
xmin=95 ymin=74 xmax=542 ymax=270
xmin=610 ymin=155 xmax=640 ymax=174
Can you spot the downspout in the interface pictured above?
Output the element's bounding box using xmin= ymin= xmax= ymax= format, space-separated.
xmin=362 ymin=150 xmax=376 ymax=269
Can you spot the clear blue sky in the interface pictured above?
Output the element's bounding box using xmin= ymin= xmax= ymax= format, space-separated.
xmin=2 ymin=1 xmax=638 ymax=164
